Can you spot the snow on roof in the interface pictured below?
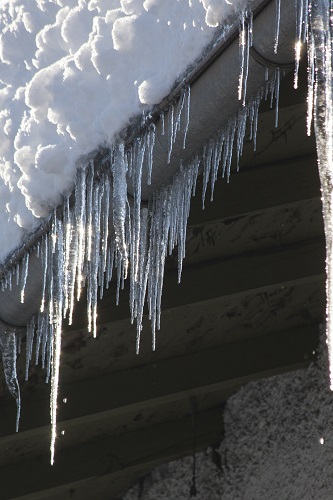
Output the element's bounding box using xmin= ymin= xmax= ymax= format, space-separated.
xmin=0 ymin=0 xmax=245 ymax=263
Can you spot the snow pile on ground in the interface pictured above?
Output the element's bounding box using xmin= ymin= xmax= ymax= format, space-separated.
xmin=123 ymin=334 xmax=333 ymax=499
xmin=0 ymin=0 xmax=245 ymax=262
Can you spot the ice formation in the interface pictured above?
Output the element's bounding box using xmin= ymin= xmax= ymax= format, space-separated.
xmin=0 ymin=0 xmax=332 ymax=465
xmin=307 ymin=0 xmax=333 ymax=388
xmin=0 ymin=321 xmax=22 ymax=433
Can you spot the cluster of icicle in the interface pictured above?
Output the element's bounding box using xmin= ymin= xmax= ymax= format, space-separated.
xmin=0 ymin=0 xmax=330 ymax=464
xmin=0 ymin=78 xmax=281 ymax=465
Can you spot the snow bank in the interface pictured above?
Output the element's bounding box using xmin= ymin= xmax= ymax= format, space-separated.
xmin=123 ymin=334 xmax=333 ymax=500
xmin=0 ymin=0 xmax=245 ymax=262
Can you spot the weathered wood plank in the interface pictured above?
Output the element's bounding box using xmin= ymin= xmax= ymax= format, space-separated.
xmin=81 ymin=237 xmax=325 ymax=326
xmin=189 ymin=154 xmax=320 ymax=226
xmin=181 ymin=197 xmax=323 ymax=268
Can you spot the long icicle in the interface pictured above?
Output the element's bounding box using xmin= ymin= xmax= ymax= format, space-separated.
xmin=0 ymin=324 xmax=21 ymax=432
xmin=50 ymin=216 xmax=64 ymax=465
xmin=308 ymin=0 xmax=333 ymax=388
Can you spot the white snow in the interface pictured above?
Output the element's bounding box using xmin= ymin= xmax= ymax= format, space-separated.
xmin=0 ymin=0 xmax=245 ymax=263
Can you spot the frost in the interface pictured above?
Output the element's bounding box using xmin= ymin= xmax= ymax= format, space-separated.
xmin=307 ymin=0 xmax=333 ymax=388
xmin=0 ymin=321 xmax=22 ymax=433
xmin=20 ymin=251 xmax=29 ymax=304
xmin=1 ymin=66 xmax=280 ymax=461
xmin=238 ymin=9 xmax=253 ymax=105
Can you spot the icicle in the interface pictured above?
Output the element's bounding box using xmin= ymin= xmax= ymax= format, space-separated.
xmin=63 ymin=199 xmax=70 ymax=318
xmin=268 ymin=68 xmax=281 ymax=128
xmin=25 ymin=316 xmax=35 ymax=381
xmin=159 ymin=111 xmax=165 ymax=136
xmin=308 ymin=0 xmax=333 ymax=389
xmin=131 ymin=136 xmax=146 ymax=282
xmin=210 ymin=137 xmax=223 ymax=202
xmin=99 ymin=172 xmax=111 ymax=298
xmin=275 ymin=68 xmax=281 ymax=128
xmin=0 ymin=323 xmax=21 ymax=432
xmin=75 ymin=166 xmax=87 ymax=300
xmin=38 ymin=314 xmax=47 ymax=368
xmin=294 ymin=0 xmax=309 ymax=89
xmin=63 ymin=196 xmax=72 ymax=320
xmin=274 ymin=0 xmax=281 ymax=54
xmin=0 ymin=1 xmax=305 ymax=460
xmin=131 ymin=207 xmax=149 ymax=353
xmin=294 ymin=40 xmax=302 ymax=89
xmin=89 ymin=181 xmax=103 ymax=338
xmin=147 ymin=188 xmax=170 ymax=348
xmin=89 ymin=174 xmax=104 ymax=330
xmin=45 ymin=322 xmax=53 ymax=384
xmin=68 ymin=213 xmax=78 ymax=326
xmin=115 ymin=250 xmax=123 ymax=306
xmin=44 ymin=225 xmax=55 ymax=386
xmin=224 ymin=119 xmax=237 ymax=181
xmin=143 ymin=158 xmax=201 ymax=352
xmin=245 ymin=12 xmax=253 ymax=105
xmin=238 ymin=13 xmax=246 ymax=101
xmin=40 ymin=234 xmax=48 ymax=314
xmin=236 ymin=107 xmax=248 ymax=170
xmin=202 ymin=141 xmax=213 ymax=208
xmin=86 ymin=161 xmax=95 ymax=263
xmin=17 ymin=332 xmax=22 ymax=356
xmin=112 ymin=143 xmax=129 ymax=278
xmin=35 ymin=312 xmax=45 ymax=365
xmin=127 ymin=144 xmax=133 ymax=178
xmin=50 ymin=217 xmax=64 ymax=465
xmin=177 ymin=162 xmax=199 ymax=283
xmin=15 ymin=262 xmax=19 ymax=286
xmin=147 ymin=123 xmax=156 ymax=185
xmin=165 ymin=85 xmax=192 ymax=163
xmin=249 ymin=91 xmax=261 ymax=152
xmin=106 ymin=240 xmax=115 ymax=289
xmin=173 ymin=91 xmax=185 ymax=141
xmin=51 ymin=209 xmax=57 ymax=254
xmin=36 ymin=241 xmax=40 ymax=258
xmin=307 ymin=26 xmax=315 ymax=136
xmin=20 ymin=251 xmax=29 ymax=304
